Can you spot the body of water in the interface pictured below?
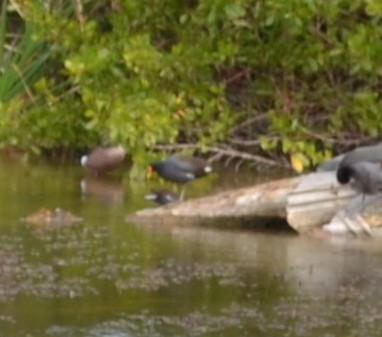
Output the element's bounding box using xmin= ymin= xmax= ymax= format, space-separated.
xmin=0 ymin=158 xmax=380 ymax=337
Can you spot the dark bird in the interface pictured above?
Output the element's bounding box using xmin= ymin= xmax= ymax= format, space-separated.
xmin=147 ymin=155 xmax=212 ymax=199
xmin=337 ymin=161 xmax=382 ymax=195
xmin=338 ymin=143 xmax=382 ymax=167
xmin=336 ymin=142 xmax=382 ymax=193
xmin=144 ymin=189 xmax=179 ymax=205
xmin=316 ymin=154 xmax=345 ymax=172
xmin=147 ymin=155 xmax=212 ymax=184
xmin=318 ymin=142 xmax=382 ymax=172
xmin=81 ymin=145 xmax=125 ymax=175
xmin=335 ymin=144 xmax=382 ymax=235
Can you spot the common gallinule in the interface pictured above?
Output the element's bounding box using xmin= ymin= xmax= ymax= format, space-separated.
xmin=337 ymin=161 xmax=382 ymax=195
xmin=316 ymin=154 xmax=345 ymax=171
xmin=147 ymin=155 xmax=212 ymax=199
xmin=338 ymin=143 xmax=382 ymax=167
xmin=336 ymin=161 xmax=382 ymax=236
xmin=81 ymin=145 xmax=125 ymax=175
xmin=335 ymin=144 xmax=382 ymax=235
xmin=147 ymin=155 xmax=212 ymax=183
xmin=144 ymin=189 xmax=179 ymax=205
xmin=336 ymin=142 xmax=382 ymax=192
xmin=318 ymin=142 xmax=382 ymax=171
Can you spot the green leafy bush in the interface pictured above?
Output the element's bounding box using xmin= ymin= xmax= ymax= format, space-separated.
xmin=2 ymin=0 xmax=382 ymax=169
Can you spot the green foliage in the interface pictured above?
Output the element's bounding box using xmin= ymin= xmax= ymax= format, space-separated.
xmin=0 ymin=0 xmax=48 ymax=103
xmin=9 ymin=0 xmax=235 ymax=160
xmin=0 ymin=0 xmax=62 ymax=152
xmin=0 ymin=0 xmax=6 ymax=64
xmin=2 ymin=0 xmax=382 ymax=168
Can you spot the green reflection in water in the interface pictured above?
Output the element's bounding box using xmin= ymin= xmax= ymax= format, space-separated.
xmin=0 ymin=159 xmax=380 ymax=336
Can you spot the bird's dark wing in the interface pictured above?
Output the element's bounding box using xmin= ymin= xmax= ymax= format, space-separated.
xmin=339 ymin=143 xmax=382 ymax=167
xmin=165 ymin=155 xmax=212 ymax=180
xmin=168 ymin=156 xmax=204 ymax=173
xmin=317 ymin=154 xmax=345 ymax=172
xmin=350 ymin=162 xmax=382 ymax=194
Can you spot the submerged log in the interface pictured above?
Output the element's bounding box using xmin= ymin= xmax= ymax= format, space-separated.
xmin=128 ymin=176 xmax=301 ymax=226
xmin=286 ymin=172 xmax=355 ymax=233
xmin=128 ymin=172 xmax=362 ymax=232
xmin=323 ymin=195 xmax=382 ymax=236
xmin=128 ymin=169 xmax=382 ymax=235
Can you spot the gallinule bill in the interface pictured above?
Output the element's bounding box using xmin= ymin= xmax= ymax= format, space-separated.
xmin=81 ymin=145 xmax=125 ymax=175
xmin=147 ymin=155 xmax=212 ymax=199
xmin=145 ymin=189 xmax=179 ymax=205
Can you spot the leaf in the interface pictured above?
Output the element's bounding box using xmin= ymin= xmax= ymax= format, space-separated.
xmin=290 ymin=152 xmax=309 ymax=173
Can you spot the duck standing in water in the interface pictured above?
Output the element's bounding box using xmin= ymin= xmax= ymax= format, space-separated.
xmin=81 ymin=145 xmax=125 ymax=175
xmin=147 ymin=155 xmax=212 ymax=199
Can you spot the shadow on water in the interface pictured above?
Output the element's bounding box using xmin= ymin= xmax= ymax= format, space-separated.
xmin=0 ymin=158 xmax=381 ymax=336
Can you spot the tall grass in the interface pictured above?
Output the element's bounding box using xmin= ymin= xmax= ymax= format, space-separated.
xmin=0 ymin=0 xmax=7 ymax=66
xmin=0 ymin=0 xmax=50 ymax=104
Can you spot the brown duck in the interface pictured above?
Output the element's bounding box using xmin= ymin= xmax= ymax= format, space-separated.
xmin=81 ymin=145 xmax=125 ymax=175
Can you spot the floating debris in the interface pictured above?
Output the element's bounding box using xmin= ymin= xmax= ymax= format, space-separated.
xmin=21 ymin=208 xmax=83 ymax=229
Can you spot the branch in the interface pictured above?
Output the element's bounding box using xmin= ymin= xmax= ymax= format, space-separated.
xmin=230 ymin=114 xmax=268 ymax=134
xmin=151 ymin=143 xmax=288 ymax=168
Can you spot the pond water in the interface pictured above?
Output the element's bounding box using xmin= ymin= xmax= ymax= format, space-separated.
xmin=0 ymin=158 xmax=382 ymax=337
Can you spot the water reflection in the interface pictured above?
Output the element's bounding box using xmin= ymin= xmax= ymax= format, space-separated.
xmin=0 ymin=158 xmax=380 ymax=336
xmin=80 ymin=175 xmax=125 ymax=204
